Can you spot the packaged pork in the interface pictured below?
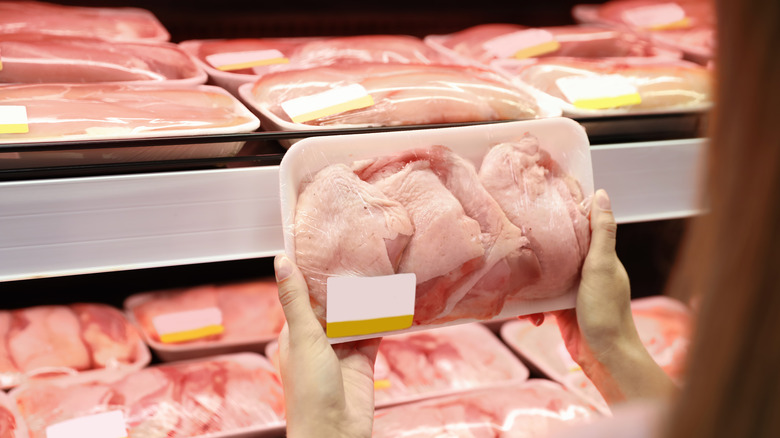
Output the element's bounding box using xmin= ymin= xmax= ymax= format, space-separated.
xmin=279 ymin=118 xmax=593 ymax=343
xmin=266 ymin=323 xmax=529 ymax=408
xmin=0 ymin=33 xmax=206 ymax=86
xmin=9 ymin=352 xmax=286 ymax=438
xmin=493 ymin=57 xmax=712 ymax=117
xmin=125 ymin=279 xmax=285 ymax=362
xmin=425 ymin=23 xmax=682 ymax=68
xmin=500 ymin=296 xmax=692 ymax=415
xmin=0 ymin=390 xmax=29 ymax=438
xmin=0 ymin=83 xmax=260 ymax=169
xmin=0 ymin=304 xmax=150 ymax=390
xmin=0 ymin=1 xmax=169 ymax=42
xmin=238 ymin=63 xmax=558 ymax=142
xmin=180 ymin=35 xmax=459 ymax=96
xmin=373 ymin=379 xmax=599 ymax=437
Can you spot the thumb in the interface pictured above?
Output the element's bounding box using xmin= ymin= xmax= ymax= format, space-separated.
xmin=588 ymin=189 xmax=618 ymax=257
xmin=274 ymin=254 xmax=323 ymax=342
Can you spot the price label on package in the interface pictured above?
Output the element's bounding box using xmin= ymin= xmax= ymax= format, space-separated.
xmin=483 ymin=29 xmax=561 ymax=60
xmin=0 ymin=106 xmax=30 ymax=134
xmin=281 ymin=84 xmax=375 ymax=124
xmin=152 ymin=307 xmax=224 ymax=343
xmin=621 ymin=3 xmax=691 ymax=30
xmin=206 ymin=49 xmax=289 ymax=71
xmin=46 ymin=410 xmax=128 ymax=438
xmin=326 ymin=273 xmax=416 ymax=338
xmin=555 ymin=75 xmax=642 ymax=110
xmin=0 ymin=48 xmax=4 ymax=71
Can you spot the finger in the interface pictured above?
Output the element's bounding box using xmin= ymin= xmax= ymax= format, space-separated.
xmin=588 ymin=189 xmax=618 ymax=257
xmin=274 ymin=254 xmax=324 ymax=342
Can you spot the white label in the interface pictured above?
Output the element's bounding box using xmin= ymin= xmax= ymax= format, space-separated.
xmin=206 ymin=49 xmax=288 ymax=71
xmin=483 ymin=29 xmax=557 ymax=58
xmin=46 ymin=410 xmax=128 ymax=438
xmin=281 ymin=84 xmax=374 ymax=124
xmin=0 ymin=105 xmax=29 ymax=134
xmin=327 ymin=274 xmax=416 ymax=323
xmin=622 ymin=3 xmax=687 ymax=29
xmin=152 ymin=307 xmax=223 ymax=343
xmin=556 ymin=75 xmax=641 ymax=108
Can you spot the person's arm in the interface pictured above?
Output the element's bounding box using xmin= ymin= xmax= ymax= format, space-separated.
xmin=274 ymin=255 xmax=380 ymax=438
xmin=556 ymin=189 xmax=676 ymax=405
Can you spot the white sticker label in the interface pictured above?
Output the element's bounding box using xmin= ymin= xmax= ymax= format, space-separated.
xmin=622 ymin=3 xmax=689 ymax=29
xmin=281 ymin=84 xmax=375 ymax=124
xmin=326 ymin=273 xmax=416 ymax=338
xmin=152 ymin=307 xmax=224 ymax=343
xmin=206 ymin=49 xmax=289 ymax=71
xmin=483 ymin=29 xmax=560 ymax=59
xmin=555 ymin=75 xmax=642 ymax=109
xmin=46 ymin=410 xmax=128 ymax=438
xmin=0 ymin=105 xmax=29 ymax=134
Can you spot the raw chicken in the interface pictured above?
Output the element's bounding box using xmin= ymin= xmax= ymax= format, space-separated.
xmin=373 ymin=379 xmax=596 ymax=437
xmin=71 ymin=304 xmax=141 ymax=369
xmin=0 ymin=33 xmax=203 ymax=84
xmin=0 ymin=1 xmax=169 ymax=41
xmin=0 ymin=314 xmax=19 ymax=377
xmin=479 ymin=135 xmax=590 ymax=299
xmin=355 ymin=146 xmax=540 ymax=323
xmin=294 ymin=164 xmax=414 ymax=324
xmin=250 ymin=63 xmax=543 ymax=127
xmin=0 ymin=83 xmax=257 ymax=143
xmin=595 ymin=0 xmax=715 ymax=29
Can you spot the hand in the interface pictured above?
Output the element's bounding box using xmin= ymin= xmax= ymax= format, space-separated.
xmin=274 ymin=254 xmax=381 ymax=438
xmin=554 ymin=189 xmax=675 ymax=405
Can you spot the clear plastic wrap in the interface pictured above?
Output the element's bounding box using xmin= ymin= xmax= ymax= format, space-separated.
xmin=0 ymin=1 xmax=170 ymax=42
xmin=493 ymin=57 xmax=712 ymax=117
xmin=0 ymin=386 xmax=29 ymax=438
xmin=0 ymin=304 xmax=150 ymax=390
xmin=0 ymin=83 xmax=260 ymax=169
xmin=0 ymin=33 xmax=206 ymax=86
xmin=372 ymin=379 xmax=599 ymax=437
xmin=125 ymin=279 xmax=286 ymax=362
xmin=180 ymin=35 xmax=459 ymax=95
xmin=10 ymin=353 xmax=285 ymax=438
xmin=500 ymin=296 xmax=692 ymax=414
xmin=239 ymin=63 xmax=557 ymax=138
xmin=425 ymin=23 xmax=682 ymax=67
xmin=279 ymin=118 xmax=593 ymax=342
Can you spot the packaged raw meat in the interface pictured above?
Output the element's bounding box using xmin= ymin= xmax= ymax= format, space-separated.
xmin=0 ymin=1 xmax=169 ymax=41
xmin=0 ymin=83 xmax=260 ymax=169
xmin=500 ymin=296 xmax=692 ymax=414
xmin=0 ymin=391 xmax=29 ymax=438
xmin=125 ymin=279 xmax=286 ymax=362
xmin=493 ymin=57 xmax=712 ymax=117
xmin=425 ymin=23 xmax=681 ymax=67
xmin=0 ymin=304 xmax=150 ymax=390
xmin=373 ymin=379 xmax=599 ymax=437
xmin=239 ymin=63 xmax=557 ymax=140
xmin=180 ymin=35 xmax=459 ymax=96
xmin=9 ymin=353 xmax=285 ymax=438
xmin=279 ymin=118 xmax=593 ymax=343
xmin=0 ymin=33 xmax=206 ymax=86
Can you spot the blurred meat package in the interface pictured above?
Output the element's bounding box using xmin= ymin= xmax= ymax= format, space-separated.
xmin=10 ymin=353 xmax=285 ymax=438
xmin=0 ymin=304 xmax=149 ymax=389
xmin=279 ymin=118 xmax=593 ymax=342
xmin=0 ymin=384 xmax=29 ymax=438
xmin=373 ymin=379 xmax=599 ymax=437
xmin=125 ymin=279 xmax=285 ymax=361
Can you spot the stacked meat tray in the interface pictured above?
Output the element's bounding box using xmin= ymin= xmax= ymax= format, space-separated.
xmin=0 ymin=0 xmax=706 ymax=437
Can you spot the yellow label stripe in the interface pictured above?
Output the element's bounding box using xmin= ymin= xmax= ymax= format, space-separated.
xmin=0 ymin=123 xmax=29 ymax=134
xmin=0 ymin=59 xmax=3 ymax=71
xmin=649 ymin=17 xmax=691 ymax=31
xmin=572 ymin=93 xmax=642 ymax=110
xmin=216 ymin=57 xmax=289 ymax=71
xmin=291 ymin=95 xmax=375 ymax=124
xmin=159 ymin=324 xmax=224 ymax=343
xmin=513 ymin=40 xmax=561 ymax=60
xmin=326 ymin=314 xmax=413 ymax=338
xmin=374 ymin=379 xmax=392 ymax=390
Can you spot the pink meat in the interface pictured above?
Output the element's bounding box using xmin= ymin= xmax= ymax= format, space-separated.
xmin=7 ymin=306 xmax=91 ymax=373
xmin=597 ymin=0 xmax=715 ymax=28
xmin=632 ymin=301 xmax=691 ymax=382
xmin=216 ymin=362 xmax=285 ymax=429
xmin=479 ymin=135 xmax=590 ymax=299
xmin=0 ymin=33 xmax=200 ymax=84
xmin=0 ymin=312 xmax=18 ymax=377
xmin=216 ymin=280 xmax=286 ymax=341
xmin=132 ymin=285 xmax=221 ymax=343
xmin=0 ymin=405 xmax=15 ymax=438
xmin=71 ymin=304 xmax=140 ymax=369
xmin=251 ymin=63 xmax=541 ymax=127
xmin=175 ymin=361 xmax=229 ymax=436
xmin=355 ymin=146 xmax=540 ymax=324
xmin=0 ymin=1 xmax=168 ymax=41
xmin=112 ymin=368 xmax=181 ymax=437
xmin=294 ymin=164 xmax=414 ymax=324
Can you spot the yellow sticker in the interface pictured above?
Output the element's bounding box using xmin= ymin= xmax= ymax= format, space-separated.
xmin=281 ymin=84 xmax=375 ymax=124
xmin=513 ymin=40 xmax=562 ymax=60
xmin=483 ymin=29 xmax=560 ymax=60
xmin=555 ymin=75 xmax=642 ymax=110
xmin=326 ymin=315 xmax=414 ymax=338
xmin=152 ymin=307 xmax=225 ymax=344
xmin=374 ymin=379 xmax=392 ymax=390
xmin=206 ymin=49 xmax=289 ymax=71
xmin=0 ymin=106 xmax=29 ymax=134
xmin=0 ymin=48 xmax=3 ymax=71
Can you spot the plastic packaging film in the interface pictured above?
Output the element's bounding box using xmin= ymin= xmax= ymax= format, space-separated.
xmin=0 ymin=391 xmax=28 ymax=438
xmin=0 ymin=304 xmax=150 ymax=390
xmin=278 ymin=118 xmax=593 ymax=342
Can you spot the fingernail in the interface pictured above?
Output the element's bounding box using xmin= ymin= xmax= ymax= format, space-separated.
xmin=533 ymin=313 xmax=545 ymax=327
xmin=275 ymin=254 xmax=292 ymax=282
xmin=596 ymin=190 xmax=611 ymax=210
